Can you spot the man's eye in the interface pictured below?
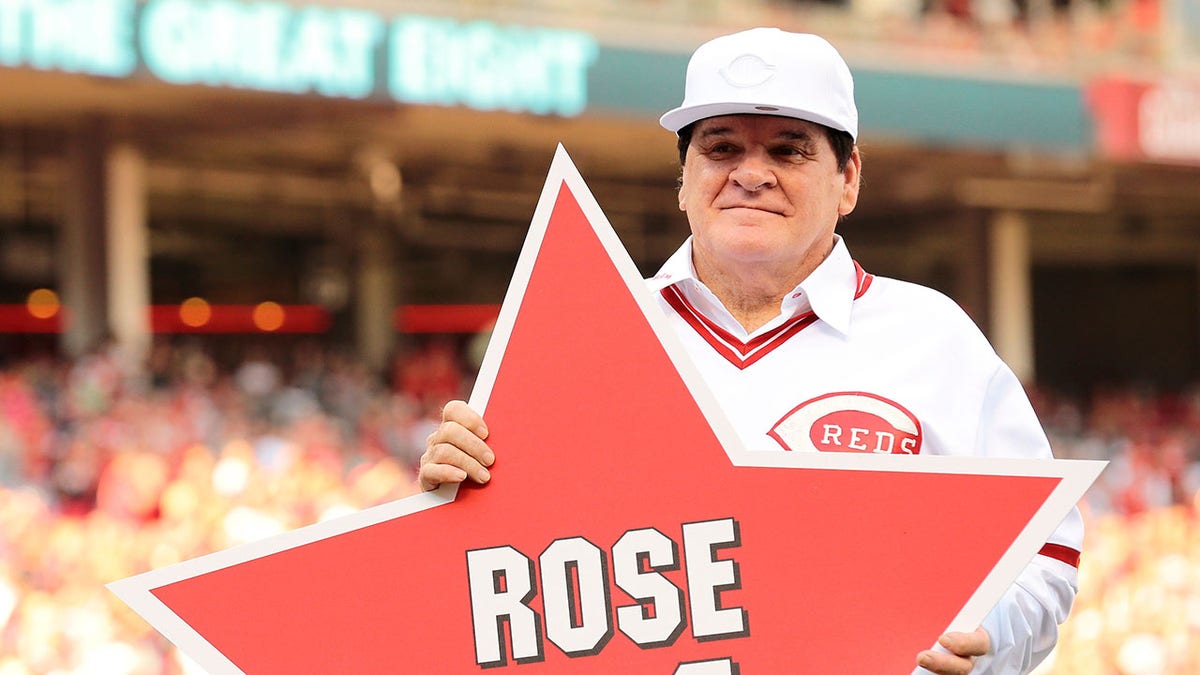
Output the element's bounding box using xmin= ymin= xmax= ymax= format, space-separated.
xmin=706 ymin=143 xmax=737 ymax=155
xmin=779 ymin=146 xmax=821 ymax=162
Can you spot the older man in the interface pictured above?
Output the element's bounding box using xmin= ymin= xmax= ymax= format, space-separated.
xmin=419 ymin=28 xmax=1083 ymax=675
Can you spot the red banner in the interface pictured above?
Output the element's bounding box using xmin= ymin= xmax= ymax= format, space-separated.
xmin=1088 ymin=76 xmax=1200 ymax=163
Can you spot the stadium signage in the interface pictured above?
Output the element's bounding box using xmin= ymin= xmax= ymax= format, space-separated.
xmin=109 ymin=148 xmax=1101 ymax=673
xmin=1139 ymin=81 xmax=1200 ymax=162
xmin=1089 ymin=76 xmax=1200 ymax=164
xmin=0 ymin=0 xmax=597 ymax=116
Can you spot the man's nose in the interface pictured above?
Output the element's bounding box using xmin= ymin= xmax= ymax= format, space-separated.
xmin=729 ymin=154 xmax=777 ymax=191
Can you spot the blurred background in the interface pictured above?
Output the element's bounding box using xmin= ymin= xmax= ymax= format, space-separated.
xmin=0 ymin=0 xmax=1198 ymax=672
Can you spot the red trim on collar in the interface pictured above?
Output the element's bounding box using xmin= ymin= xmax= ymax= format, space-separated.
xmin=661 ymin=260 xmax=874 ymax=370
xmin=662 ymin=286 xmax=818 ymax=370
xmin=853 ymin=261 xmax=874 ymax=299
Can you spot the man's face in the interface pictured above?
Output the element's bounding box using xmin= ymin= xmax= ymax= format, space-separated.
xmin=678 ymin=114 xmax=860 ymax=280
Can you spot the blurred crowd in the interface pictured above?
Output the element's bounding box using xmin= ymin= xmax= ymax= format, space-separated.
xmin=1034 ymin=384 xmax=1200 ymax=516
xmin=1028 ymin=385 xmax=1200 ymax=674
xmin=844 ymin=0 xmax=1169 ymax=73
xmin=533 ymin=0 xmax=1171 ymax=70
xmin=913 ymin=0 xmax=1163 ymax=62
xmin=0 ymin=338 xmax=463 ymax=673
xmin=0 ymin=340 xmax=1195 ymax=673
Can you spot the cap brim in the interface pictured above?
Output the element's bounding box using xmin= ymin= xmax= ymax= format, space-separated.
xmin=659 ymin=102 xmax=856 ymax=140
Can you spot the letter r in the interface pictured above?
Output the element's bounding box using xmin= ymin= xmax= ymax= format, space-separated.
xmin=467 ymin=545 xmax=544 ymax=666
xmin=821 ymin=424 xmax=843 ymax=446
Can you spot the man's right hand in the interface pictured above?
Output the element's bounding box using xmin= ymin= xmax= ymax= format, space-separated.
xmin=419 ymin=400 xmax=495 ymax=491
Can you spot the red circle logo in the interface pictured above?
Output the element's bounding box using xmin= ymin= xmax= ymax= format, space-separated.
xmin=768 ymin=392 xmax=923 ymax=454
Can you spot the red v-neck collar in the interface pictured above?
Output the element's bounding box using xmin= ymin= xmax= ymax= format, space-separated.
xmin=662 ymin=261 xmax=873 ymax=370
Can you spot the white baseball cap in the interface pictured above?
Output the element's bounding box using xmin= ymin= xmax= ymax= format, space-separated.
xmin=659 ymin=28 xmax=858 ymax=141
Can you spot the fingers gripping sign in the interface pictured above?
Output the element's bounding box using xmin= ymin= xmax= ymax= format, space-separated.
xmin=420 ymin=400 xmax=495 ymax=491
xmin=917 ymin=627 xmax=990 ymax=675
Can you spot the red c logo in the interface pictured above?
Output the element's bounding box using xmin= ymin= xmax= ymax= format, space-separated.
xmin=768 ymin=392 xmax=923 ymax=454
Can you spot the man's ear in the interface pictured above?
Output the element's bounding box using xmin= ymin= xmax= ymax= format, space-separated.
xmin=838 ymin=147 xmax=862 ymax=217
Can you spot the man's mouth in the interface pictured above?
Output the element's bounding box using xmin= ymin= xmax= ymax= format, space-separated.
xmin=721 ymin=205 xmax=783 ymax=216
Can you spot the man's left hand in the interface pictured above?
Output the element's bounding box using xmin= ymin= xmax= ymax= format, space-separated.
xmin=916 ymin=627 xmax=990 ymax=675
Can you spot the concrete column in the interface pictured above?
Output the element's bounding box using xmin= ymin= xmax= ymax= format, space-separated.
xmin=988 ymin=210 xmax=1035 ymax=383
xmin=59 ymin=118 xmax=109 ymax=358
xmin=356 ymin=226 xmax=397 ymax=373
xmin=106 ymin=144 xmax=151 ymax=367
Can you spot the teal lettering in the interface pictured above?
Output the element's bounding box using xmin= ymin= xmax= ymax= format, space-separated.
xmin=87 ymin=0 xmax=136 ymax=76
xmin=140 ymin=0 xmax=199 ymax=84
xmin=547 ymin=32 xmax=595 ymax=116
xmin=284 ymin=7 xmax=339 ymax=94
xmin=0 ymin=0 xmax=28 ymax=67
xmin=204 ymin=0 xmax=251 ymax=88
xmin=331 ymin=10 xmax=382 ymax=98
xmin=142 ymin=0 xmax=380 ymax=98
xmin=26 ymin=0 xmax=71 ymax=70
xmin=389 ymin=16 xmax=455 ymax=106
xmin=282 ymin=6 xmax=382 ymax=98
xmin=12 ymin=0 xmax=134 ymax=75
xmin=231 ymin=3 xmax=288 ymax=91
xmin=3 ymin=0 xmax=586 ymax=111
xmin=388 ymin=15 xmax=596 ymax=116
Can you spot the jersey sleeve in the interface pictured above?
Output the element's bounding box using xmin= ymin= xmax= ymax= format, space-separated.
xmin=970 ymin=362 xmax=1083 ymax=674
xmin=910 ymin=552 xmax=1077 ymax=675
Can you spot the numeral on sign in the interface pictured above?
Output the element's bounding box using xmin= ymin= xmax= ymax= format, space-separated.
xmin=674 ymin=657 xmax=738 ymax=674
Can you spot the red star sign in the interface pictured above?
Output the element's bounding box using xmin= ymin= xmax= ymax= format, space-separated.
xmin=109 ymin=147 xmax=1102 ymax=674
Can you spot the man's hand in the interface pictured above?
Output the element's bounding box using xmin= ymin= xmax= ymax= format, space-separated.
xmin=418 ymin=400 xmax=494 ymax=491
xmin=916 ymin=628 xmax=990 ymax=675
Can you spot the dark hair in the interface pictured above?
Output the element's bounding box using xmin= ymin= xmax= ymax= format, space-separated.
xmin=675 ymin=119 xmax=856 ymax=171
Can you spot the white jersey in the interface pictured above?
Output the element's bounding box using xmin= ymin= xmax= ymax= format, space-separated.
xmin=648 ymin=235 xmax=1083 ymax=675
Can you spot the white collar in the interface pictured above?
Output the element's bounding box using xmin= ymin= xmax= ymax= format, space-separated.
xmin=647 ymin=235 xmax=865 ymax=338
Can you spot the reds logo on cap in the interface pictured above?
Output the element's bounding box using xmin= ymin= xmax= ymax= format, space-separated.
xmin=720 ymin=54 xmax=777 ymax=88
xmin=768 ymin=392 xmax=923 ymax=454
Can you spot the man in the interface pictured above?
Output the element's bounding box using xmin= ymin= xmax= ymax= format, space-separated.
xmin=419 ymin=28 xmax=1083 ymax=675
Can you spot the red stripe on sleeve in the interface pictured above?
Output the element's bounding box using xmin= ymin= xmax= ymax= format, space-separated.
xmin=1037 ymin=543 xmax=1080 ymax=568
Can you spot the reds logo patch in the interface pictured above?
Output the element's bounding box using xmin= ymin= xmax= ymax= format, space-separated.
xmin=768 ymin=392 xmax=923 ymax=454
